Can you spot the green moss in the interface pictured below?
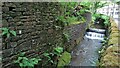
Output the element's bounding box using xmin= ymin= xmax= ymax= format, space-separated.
xmin=57 ymin=51 xmax=71 ymax=68
xmin=100 ymin=44 xmax=119 ymax=66
xmin=100 ymin=18 xmax=120 ymax=67
xmin=69 ymin=21 xmax=83 ymax=25
xmin=108 ymin=37 xmax=118 ymax=45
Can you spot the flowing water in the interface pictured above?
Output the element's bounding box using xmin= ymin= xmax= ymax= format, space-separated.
xmin=70 ymin=28 xmax=105 ymax=66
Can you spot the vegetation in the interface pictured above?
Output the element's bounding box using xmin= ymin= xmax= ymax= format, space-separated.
xmin=92 ymin=2 xmax=108 ymax=14
xmin=0 ymin=27 xmax=17 ymax=49
xmin=0 ymin=27 xmax=16 ymax=38
xmin=99 ymin=18 xmax=120 ymax=67
xmin=42 ymin=46 xmax=64 ymax=65
xmin=57 ymin=51 xmax=71 ymax=68
xmin=57 ymin=2 xmax=94 ymax=26
xmin=2 ymin=1 xmax=119 ymax=68
xmin=63 ymin=32 xmax=70 ymax=43
xmin=14 ymin=52 xmax=41 ymax=68
xmin=116 ymin=1 xmax=120 ymax=5
xmin=53 ymin=47 xmax=63 ymax=56
xmin=92 ymin=13 xmax=110 ymax=27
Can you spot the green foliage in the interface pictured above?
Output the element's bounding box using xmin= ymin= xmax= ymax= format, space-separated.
xmin=79 ymin=2 xmax=107 ymax=14
xmin=58 ymin=1 xmax=107 ymax=25
xmin=43 ymin=52 xmax=54 ymax=64
xmin=92 ymin=2 xmax=108 ymax=14
xmin=101 ymin=15 xmax=110 ymax=27
xmin=53 ymin=47 xmax=63 ymax=56
xmin=0 ymin=27 xmax=16 ymax=38
xmin=43 ymin=47 xmax=63 ymax=65
xmin=91 ymin=2 xmax=108 ymax=23
xmin=95 ymin=2 xmax=107 ymax=8
xmin=92 ymin=13 xmax=101 ymax=21
xmin=80 ymin=2 xmax=92 ymax=11
xmin=57 ymin=2 xmax=89 ymax=26
xmin=67 ymin=16 xmax=78 ymax=24
xmin=101 ymin=37 xmax=109 ymax=45
xmin=57 ymin=51 xmax=71 ymax=68
xmin=14 ymin=52 xmax=41 ymax=68
xmin=92 ymin=13 xmax=110 ymax=27
xmin=56 ymin=16 xmax=68 ymax=26
xmin=79 ymin=1 xmax=108 ymax=23
xmin=63 ymin=32 xmax=70 ymax=42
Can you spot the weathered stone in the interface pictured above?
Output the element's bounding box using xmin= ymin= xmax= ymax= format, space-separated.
xmin=2 ymin=48 xmax=14 ymax=58
xmin=14 ymin=41 xmax=31 ymax=54
xmin=2 ymin=7 xmax=9 ymax=12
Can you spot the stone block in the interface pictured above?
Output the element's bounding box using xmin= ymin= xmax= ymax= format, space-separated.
xmin=2 ymin=48 xmax=14 ymax=58
xmin=14 ymin=41 xmax=31 ymax=54
xmin=1 ymin=2 xmax=65 ymax=67
xmin=2 ymin=7 xmax=9 ymax=12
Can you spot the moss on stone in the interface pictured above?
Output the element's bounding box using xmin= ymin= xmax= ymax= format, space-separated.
xmin=100 ymin=44 xmax=119 ymax=66
xmin=110 ymin=32 xmax=120 ymax=37
xmin=108 ymin=38 xmax=119 ymax=45
xmin=100 ymin=18 xmax=120 ymax=67
xmin=57 ymin=51 xmax=71 ymax=68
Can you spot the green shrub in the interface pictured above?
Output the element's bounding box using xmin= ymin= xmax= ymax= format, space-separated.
xmin=43 ymin=47 xmax=63 ymax=65
xmin=14 ymin=52 xmax=41 ymax=68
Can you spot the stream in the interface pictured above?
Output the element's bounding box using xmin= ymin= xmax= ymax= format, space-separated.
xmin=69 ymin=28 xmax=105 ymax=66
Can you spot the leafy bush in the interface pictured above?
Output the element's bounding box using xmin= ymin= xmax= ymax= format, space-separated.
xmin=57 ymin=2 xmax=89 ymax=26
xmin=43 ymin=52 xmax=55 ymax=64
xmin=53 ymin=47 xmax=63 ymax=56
xmin=92 ymin=13 xmax=101 ymax=21
xmin=14 ymin=52 xmax=41 ymax=68
xmin=80 ymin=2 xmax=92 ymax=11
xmin=43 ymin=47 xmax=63 ymax=65
xmin=101 ymin=15 xmax=110 ymax=27
xmin=92 ymin=13 xmax=110 ymax=27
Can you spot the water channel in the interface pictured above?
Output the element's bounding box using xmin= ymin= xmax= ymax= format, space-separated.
xmin=69 ymin=28 xmax=106 ymax=66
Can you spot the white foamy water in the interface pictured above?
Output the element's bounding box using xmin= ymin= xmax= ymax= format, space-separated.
xmin=85 ymin=29 xmax=105 ymax=40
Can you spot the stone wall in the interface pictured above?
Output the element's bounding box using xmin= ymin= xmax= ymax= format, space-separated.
xmin=2 ymin=2 xmax=63 ymax=67
xmin=1 ymin=2 xmax=91 ymax=68
xmin=99 ymin=18 xmax=120 ymax=67
xmin=64 ymin=12 xmax=91 ymax=52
